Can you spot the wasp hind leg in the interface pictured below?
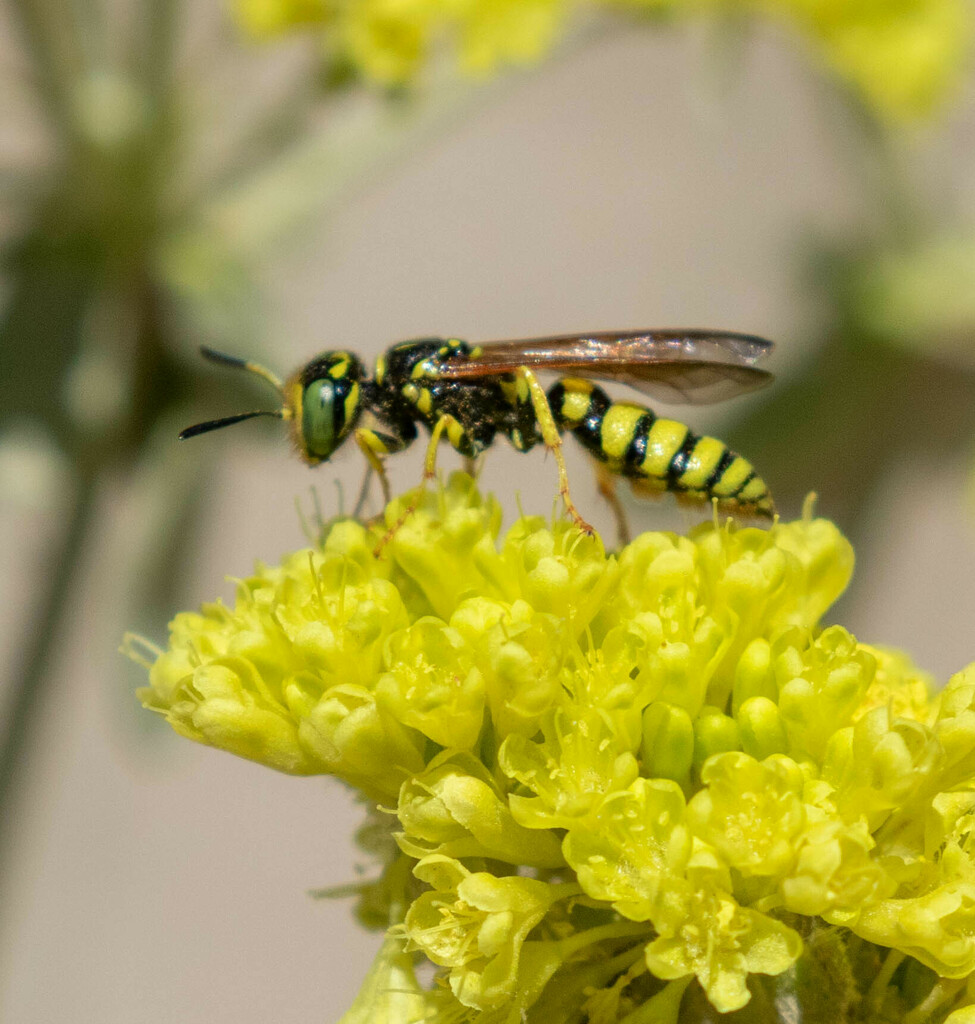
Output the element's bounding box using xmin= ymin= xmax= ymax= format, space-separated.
xmin=594 ymin=462 xmax=631 ymax=547
xmin=517 ymin=367 xmax=594 ymax=535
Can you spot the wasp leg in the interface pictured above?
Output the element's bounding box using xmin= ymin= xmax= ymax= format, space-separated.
xmin=352 ymin=466 xmax=374 ymax=520
xmin=516 ymin=367 xmax=594 ymax=535
xmin=423 ymin=414 xmax=461 ymax=479
xmin=372 ymin=415 xmax=463 ymax=558
xmin=594 ymin=462 xmax=631 ymax=547
xmin=354 ymin=427 xmax=409 ymax=506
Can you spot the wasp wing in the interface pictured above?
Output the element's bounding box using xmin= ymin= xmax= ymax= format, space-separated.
xmin=437 ymin=329 xmax=774 ymax=404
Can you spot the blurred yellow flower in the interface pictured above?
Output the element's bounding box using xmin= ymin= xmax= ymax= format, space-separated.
xmin=742 ymin=0 xmax=971 ymax=121
xmin=234 ymin=0 xmax=971 ymax=119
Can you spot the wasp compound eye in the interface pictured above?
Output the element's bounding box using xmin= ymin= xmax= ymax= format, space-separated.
xmin=300 ymin=377 xmax=340 ymax=460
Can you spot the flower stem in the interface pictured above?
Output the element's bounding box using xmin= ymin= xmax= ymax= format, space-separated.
xmin=864 ymin=948 xmax=906 ymax=1016
xmin=9 ymin=0 xmax=84 ymax=136
xmin=619 ymin=977 xmax=692 ymax=1024
xmin=559 ymin=919 xmax=652 ymax=959
xmin=903 ymin=977 xmax=966 ymax=1024
xmin=0 ymin=469 xmax=98 ymax=915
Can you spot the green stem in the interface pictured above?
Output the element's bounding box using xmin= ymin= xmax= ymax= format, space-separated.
xmin=864 ymin=948 xmax=906 ymax=1016
xmin=559 ymin=919 xmax=652 ymax=959
xmin=619 ymin=977 xmax=692 ymax=1024
xmin=0 ymin=470 xmax=99 ymax=904
xmin=9 ymin=0 xmax=84 ymax=137
xmin=142 ymin=0 xmax=178 ymax=113
xmin=903 ymin=978 xmax=966 ymax=1024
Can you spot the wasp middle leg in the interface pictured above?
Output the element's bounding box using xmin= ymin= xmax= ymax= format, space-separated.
xmin=513 ymin=366 xmax=595 ymax=535
xmin=593 ymin=462 xmax=631 ymax=547
xmin=373 ymin=406 xmax=491 ymax=555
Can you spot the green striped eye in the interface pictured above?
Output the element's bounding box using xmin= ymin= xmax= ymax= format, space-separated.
xmin=298 ymin=352 xmax=364 ymax=461
xmin=301 ymin=378 xmax=339 ymax=459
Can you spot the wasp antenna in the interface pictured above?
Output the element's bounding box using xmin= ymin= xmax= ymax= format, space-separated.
xmin=199 ymin=346 xmax=285 ymax=393
xmin=179 ymin=409 xmax=283 ymax=440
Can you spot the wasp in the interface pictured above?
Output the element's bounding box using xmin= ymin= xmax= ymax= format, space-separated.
xmin=180 ymin=330 xmax=775 ymax=539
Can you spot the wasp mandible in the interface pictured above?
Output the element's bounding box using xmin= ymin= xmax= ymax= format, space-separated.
xmin=180 ymin=329 xmax=775 ymax=538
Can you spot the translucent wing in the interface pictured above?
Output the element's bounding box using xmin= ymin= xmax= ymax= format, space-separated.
xmin=437 ymin=329 xmax=774 ymax=404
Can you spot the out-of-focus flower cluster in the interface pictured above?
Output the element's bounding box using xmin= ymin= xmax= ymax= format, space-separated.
xmin=133 ymin=474 xmax=975 ymax=1022
xmin=234 ymin=0 xmax=970 ymax=121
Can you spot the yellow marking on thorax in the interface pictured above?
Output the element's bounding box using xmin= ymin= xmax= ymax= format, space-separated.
xmin=640 ymin=419 xmax=689 ymax=478
xmin=600 ymin=404 xmax=647 ymax=462
xmin=375 ymin=354 xmax=387 ymax=384
xmin=675 ymin=436 xmax=726 ymax=491
xmin=328 ymin=358 xmax=350 ymax=379
xmin=500 ymin=375 xmax=531 ymax=408
xmin=402 ymin=382 xmax=434 ymax=416
xmin=411 ymin=358 xmax=437 ymax=380
xmin=708 ymin=456 xmax=752 ymax=498
xmin=558 ymin=378 xmax=593 ymax=425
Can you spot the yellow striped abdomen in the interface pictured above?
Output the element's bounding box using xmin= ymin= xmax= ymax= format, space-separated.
xmin=547 ymin=378 xmax=774 ymax=517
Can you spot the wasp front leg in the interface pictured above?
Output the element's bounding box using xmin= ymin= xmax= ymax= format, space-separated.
xmin=354 ymin=427 xmax=412 ymax=505
xmin=515 ymin=366 xmax=594 ymax=535
xmin=370 ymin=415 xmax=460 ymax=557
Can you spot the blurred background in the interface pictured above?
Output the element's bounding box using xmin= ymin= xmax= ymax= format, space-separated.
xmin=1 ymin=1 xmax=974 ymax=1020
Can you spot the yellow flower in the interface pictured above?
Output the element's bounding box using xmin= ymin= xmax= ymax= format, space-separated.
xmin=686 ymin=751 xmax=806 ymax=879
xmin=644 ymin=862 xmax=802 ymax=1013
xmin=770 ymin=0 xmax=970 ymax=121
xmin=236 ymin=0 xmax=330 ymax=36
xmin=563 ymin=776 xmax=692 ymax=920
xmin=403 ymin=853 xmax=578 ymax=1009
xmin=130 ymin=473 xmax=975 ymax=1022
xmin=232 ymin=0 xmax=971 ymax=119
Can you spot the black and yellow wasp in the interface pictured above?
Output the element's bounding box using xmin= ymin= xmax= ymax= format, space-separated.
xmin=180 ymin=330 xmax=775 ymax=537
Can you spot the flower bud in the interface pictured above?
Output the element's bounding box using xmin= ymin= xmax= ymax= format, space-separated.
xmin=294 ymin=682 xmax=425 ymax=800
xmin=642 ymin=702 xmax=694 ymax=782
xmin=502 ymin=518 xmax=616 ymax=633
xmin=693 ymin=706 xmax=741 ymax=769
xmin=732 ymin=638 xmax=775 ymax=714
xmin=737 ymin=696 xmax=788 ymax=759
xmin=396 ymin=753 xmax=564 ymax=867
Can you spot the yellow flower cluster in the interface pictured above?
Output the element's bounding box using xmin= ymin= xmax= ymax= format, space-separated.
xmin=234 ymin=0 xmax=970 ymax=120
xmin=133 ymin=474 xmax=975 ymax=1022
xmin=736 ymin=0 xmax=971 ymax=122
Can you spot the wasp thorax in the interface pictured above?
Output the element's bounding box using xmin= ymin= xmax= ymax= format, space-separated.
xmin=293 ymin=351 xmax=364 ymax=463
